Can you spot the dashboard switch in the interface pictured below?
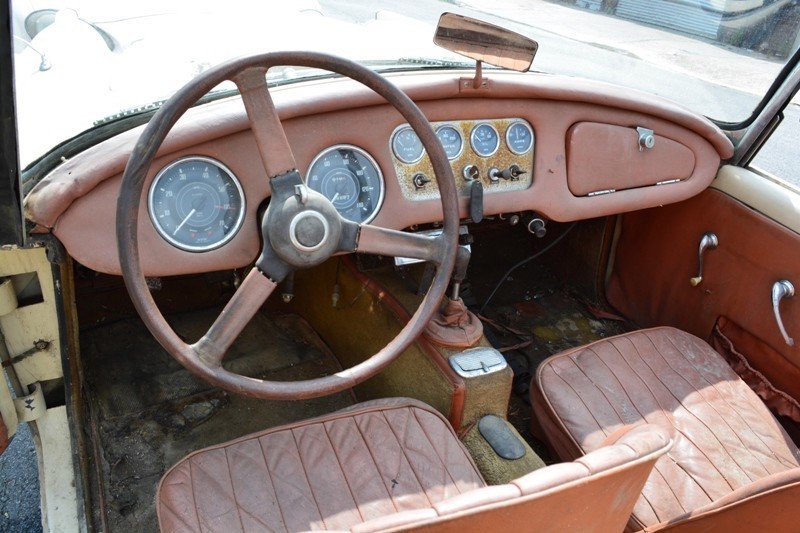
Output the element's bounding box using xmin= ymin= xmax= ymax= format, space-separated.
xmin=500 ymin=165 xmax=526 ymax=180
xmin=413 ymin=173 xmax=431 ymax=189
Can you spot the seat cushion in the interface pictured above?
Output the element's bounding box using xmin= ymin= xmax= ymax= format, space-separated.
xmin=531 ymin=327 xmax=800 ymax=530
xmin=157 ymin=398 xmax=484 ymax=532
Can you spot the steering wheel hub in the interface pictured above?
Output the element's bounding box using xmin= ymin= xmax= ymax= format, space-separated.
xmin=265 ymin=172 xmax=342 ymax=269
xmin=290 ymin=211 xmax=329 ymax=251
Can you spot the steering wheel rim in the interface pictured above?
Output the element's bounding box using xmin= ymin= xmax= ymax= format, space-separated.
xmin=117 ymin=51 xmax=459 ymax=399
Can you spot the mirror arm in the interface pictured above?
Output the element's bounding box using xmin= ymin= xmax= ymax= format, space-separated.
xmin=473 ymin=60 xmax=483 ymax=89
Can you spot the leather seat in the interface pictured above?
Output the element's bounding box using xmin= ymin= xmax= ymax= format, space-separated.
xmin=531 ymin=326 xmax=800 ymax=532
xmin=157 ymin=397 xmax=673 ymax=532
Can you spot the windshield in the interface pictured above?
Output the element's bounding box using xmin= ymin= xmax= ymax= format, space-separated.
xmin=12 ymin=0 xmax=799 ymax=167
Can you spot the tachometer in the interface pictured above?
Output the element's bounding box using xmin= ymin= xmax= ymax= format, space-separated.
xmin=306 ymin=145 xmax=384 ymax=224
xmin=148 ymin=156 xmax=246 ymax=252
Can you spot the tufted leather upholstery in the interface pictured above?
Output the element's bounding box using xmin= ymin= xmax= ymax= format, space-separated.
xmin=532 ymin=327 xmax=800 ymax=531
xmin=158 ymin=397 xmax=673 ymax=532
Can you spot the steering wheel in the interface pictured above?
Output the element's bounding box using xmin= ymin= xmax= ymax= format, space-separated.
xmin=116 ymin=52 xmax=459 ymax=399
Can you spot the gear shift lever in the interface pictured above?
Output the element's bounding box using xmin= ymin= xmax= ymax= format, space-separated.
xmin=424 ymin=245 xmax=483 ymax=347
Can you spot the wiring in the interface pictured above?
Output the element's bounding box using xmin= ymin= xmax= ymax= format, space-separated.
xmin=478 ymin=222 xmax=578 ymax=314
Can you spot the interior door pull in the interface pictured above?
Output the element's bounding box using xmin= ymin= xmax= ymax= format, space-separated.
xmin=689 ymin=232 xmax=718 ymax=287
xmin=772 ymin=280 xmax=795 ymax=347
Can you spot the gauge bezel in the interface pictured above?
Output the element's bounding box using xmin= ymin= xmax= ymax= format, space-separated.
xmin=306 ymin=144 xmax=386 ymax=224
xmin=391 ymin=125 xmax=425 ymax=164
xmin=435 ymin=124 xmax=464 ymax=160
xmin=470 ymin=122 xmax=500 ymax=157
xmin=505 ymin=120 xmax=535 ymax=155
xmin=147 ymin=155 xmax=246 ymax=252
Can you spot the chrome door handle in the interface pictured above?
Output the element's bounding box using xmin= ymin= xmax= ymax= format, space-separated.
xmin=690 ymin=232 xmax=718 ymax=287
xmin=772 ymin=280 xmax=795 ymax=347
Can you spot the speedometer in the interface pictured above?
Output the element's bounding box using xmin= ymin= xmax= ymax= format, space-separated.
xmin=306 ymin=145 xmax=384 ymax=224
xmin=148 ymin=156 xmax=245 ymax=252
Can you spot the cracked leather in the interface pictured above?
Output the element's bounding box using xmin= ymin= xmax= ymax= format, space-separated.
xmin=532 ymin=327 xmax=800 ymax=532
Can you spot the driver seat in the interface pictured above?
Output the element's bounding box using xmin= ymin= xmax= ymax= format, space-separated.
xmin=157 ymin=397 xmax=673 ymax=532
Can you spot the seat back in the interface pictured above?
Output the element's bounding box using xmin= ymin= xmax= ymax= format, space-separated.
xmin=349 ymin=424 xmax=673 ymax=533
xmin=649 ymin=468 xmax=800 ymax=532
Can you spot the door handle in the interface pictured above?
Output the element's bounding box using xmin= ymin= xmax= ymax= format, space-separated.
xmin=772 ymin=280 xmax=795 ymax=347
xmin=690 ymin=232 xmax=718 ymax=287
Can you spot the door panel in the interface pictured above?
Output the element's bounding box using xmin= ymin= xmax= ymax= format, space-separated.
xmin=607 ymin=167 xmax=800 ymax=401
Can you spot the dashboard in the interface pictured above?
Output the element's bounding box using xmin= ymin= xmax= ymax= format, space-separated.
xmin=24 ymin=71 xmax=733 ymax=276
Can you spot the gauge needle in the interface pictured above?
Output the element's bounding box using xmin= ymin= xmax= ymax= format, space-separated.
xmin=331 ymin=193 xmax=340 ymax=204
xmin=173 ymin=209 xmax=196 ymax=235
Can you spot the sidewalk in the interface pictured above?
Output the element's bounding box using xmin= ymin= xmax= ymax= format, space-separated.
xmin=459 ymin=0 xmax=783 ymax=98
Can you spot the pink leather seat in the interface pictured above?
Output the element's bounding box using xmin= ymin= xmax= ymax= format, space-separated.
xmin=157 ymin=397 xmax=672 ymax=532
xmin=532 ymin=327 xmax=800 ymax=532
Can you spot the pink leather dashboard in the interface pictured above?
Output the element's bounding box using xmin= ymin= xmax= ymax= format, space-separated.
xmin=24 ymin=71 xmax=733 ymax=276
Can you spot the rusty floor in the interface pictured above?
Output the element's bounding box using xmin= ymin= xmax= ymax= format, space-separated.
xmin=80 ymin=308 xmax=354 ymax=532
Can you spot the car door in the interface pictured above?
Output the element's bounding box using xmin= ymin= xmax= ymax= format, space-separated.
xmin=605 ymin=81 xmax=800 ymax=419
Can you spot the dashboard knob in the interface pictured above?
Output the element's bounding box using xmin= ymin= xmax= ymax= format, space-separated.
xmin=527 ymin=217 xmax=547 ymax=238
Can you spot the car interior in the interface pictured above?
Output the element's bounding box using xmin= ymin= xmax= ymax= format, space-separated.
xmin=7 ymin=8 xmax=800 ymax=533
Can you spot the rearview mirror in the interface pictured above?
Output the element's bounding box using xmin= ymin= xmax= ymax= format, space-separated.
xmin=434 ymin=13 xmax=538 ymax=72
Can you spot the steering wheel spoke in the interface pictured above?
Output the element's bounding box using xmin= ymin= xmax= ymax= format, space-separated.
xmin=192 ymin=269 xmax=277 ymax=367
xmin=234 ymin=68 xmax=297 ymax=178
xmin=352 ymin=224 xmax=445 ymax=266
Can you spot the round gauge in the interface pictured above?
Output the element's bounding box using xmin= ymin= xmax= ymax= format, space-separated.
xmin=470 ymin=123 xmax=500 ymax=157
xmin=436 ymin=125 xmax=463 ymax=160
xmin=306 ymin=145 xmax=384 ymax=224
xmin=506 ymin=121 xmax=535 ymax=155
xmin=391 ymin=126 xmax=425 ymax=164
xmin=148 ymin=156 xmax=245 ymax=252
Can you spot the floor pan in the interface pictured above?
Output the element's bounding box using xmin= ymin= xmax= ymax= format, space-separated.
xmin=80 ymin=308 xmax=354 ymax=531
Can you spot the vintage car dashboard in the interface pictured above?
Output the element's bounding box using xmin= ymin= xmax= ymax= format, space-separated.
xmin=24 ymin=70 xmax=733 ymax=276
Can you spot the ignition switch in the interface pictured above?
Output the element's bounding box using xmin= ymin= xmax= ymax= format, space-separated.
xmin=463 ymin=164 xmax=480 ymax=181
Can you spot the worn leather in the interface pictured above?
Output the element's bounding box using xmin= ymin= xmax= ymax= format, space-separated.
xmin=350 ymin=423 xmax=672 ymax=533
xmin=532 ymin=327 xmax=800 ymax=531
xmin=157 ymin=398 xmax=485 ymax=532
xmin=423 ymin=298 xmax=484 ymax=348
xmin=158 ymin=398 xmax=673 ymax=532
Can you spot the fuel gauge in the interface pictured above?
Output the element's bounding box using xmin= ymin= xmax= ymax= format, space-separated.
xmin=391 ymin=126 xmax=425 ymax=164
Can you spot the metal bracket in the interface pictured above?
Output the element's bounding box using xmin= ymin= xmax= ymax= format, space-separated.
xmin=13 ymin=382 xmax=46 ymax=422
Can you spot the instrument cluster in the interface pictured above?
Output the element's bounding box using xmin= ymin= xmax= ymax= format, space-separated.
xmin=390 ymin=118 xmax=535 ymax=201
